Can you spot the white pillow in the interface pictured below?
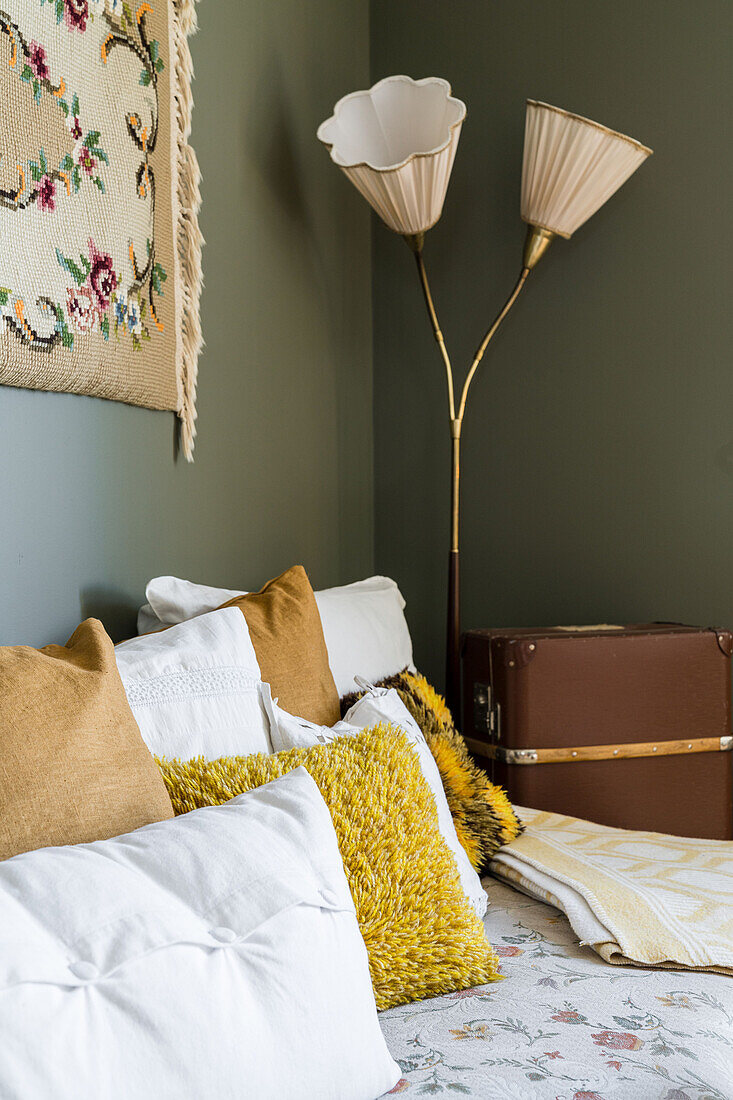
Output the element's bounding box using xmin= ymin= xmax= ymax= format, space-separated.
xmin=115 ymin=607 xmax=273 ymax=760
xmin=0 ymin=768 xmax=400 ymax=1100
xmin=264 ymin=685 xmax=487 ymax=920
xmin=138 ymin=574 xmax=415 ymax=697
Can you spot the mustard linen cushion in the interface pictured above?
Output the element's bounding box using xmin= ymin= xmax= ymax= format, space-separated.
xmin=159 ymin=727 xmax=501 ymax=1010
xmin=219 ymin=565 xmax=340 ymax=726
xmin=342 ymin=670 xmax=523 ymax=872
xmin=0 ymin=619 xmax=173 ymax=861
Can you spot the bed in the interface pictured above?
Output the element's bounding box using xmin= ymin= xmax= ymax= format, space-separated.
xmin=380 ymin=879 xmax=733 ymax=1099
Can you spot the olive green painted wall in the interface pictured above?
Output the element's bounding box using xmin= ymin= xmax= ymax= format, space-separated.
xmin=371 ymin=0 xmax=733 ymax=686
xmin=0 ymin=0 xmax=373 ymax=646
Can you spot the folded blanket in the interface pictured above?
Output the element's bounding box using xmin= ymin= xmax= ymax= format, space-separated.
xmin=490 ymin=806 xmax=733 ymax=975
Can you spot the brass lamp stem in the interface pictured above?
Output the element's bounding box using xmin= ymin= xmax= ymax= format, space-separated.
xmin=405 ymin=231 xmax=547 ymax=715
xmin=413 ymin=249 xmax=456 ymax=421
xmin=457 ymin=268 xmax=530 ymax=422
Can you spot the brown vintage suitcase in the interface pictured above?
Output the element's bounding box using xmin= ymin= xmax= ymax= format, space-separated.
xmin=461 ymin=624 xmax=733 ymax=839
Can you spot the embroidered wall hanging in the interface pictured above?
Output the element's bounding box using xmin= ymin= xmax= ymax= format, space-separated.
xmin=0 ymin=0 xmax=203 ymax=459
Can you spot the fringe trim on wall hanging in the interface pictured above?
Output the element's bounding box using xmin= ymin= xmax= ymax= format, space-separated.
xmin=0 ymin=0 xmax=205 ymax=461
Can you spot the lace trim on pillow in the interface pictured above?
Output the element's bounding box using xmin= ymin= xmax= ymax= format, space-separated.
xmin=124 ymin=667 xmax=263 ymax=708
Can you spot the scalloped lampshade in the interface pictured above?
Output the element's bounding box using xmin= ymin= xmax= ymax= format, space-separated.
xmin=521 ymin=100 xmax=652 ymax=239
xmin=317 ymin=75 xmax=467 ymax=236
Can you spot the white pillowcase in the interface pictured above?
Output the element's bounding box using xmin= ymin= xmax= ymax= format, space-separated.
xmin=115 ymin=607 xmax=273 ymax=760
xmin=265 ymin=685 xmax=487 ymax=920
xmin=0 ymin=767 xmax=400 ymax=1100
xmin=137 ymin=574 xmax=415 ymax=697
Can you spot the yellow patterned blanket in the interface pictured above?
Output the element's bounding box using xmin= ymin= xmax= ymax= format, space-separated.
xmin=491 ymin=807 xmax=733 ymax=975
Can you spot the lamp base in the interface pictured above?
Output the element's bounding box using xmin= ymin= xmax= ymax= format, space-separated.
xmin=522 ymin=224 xmax=556 ymax=269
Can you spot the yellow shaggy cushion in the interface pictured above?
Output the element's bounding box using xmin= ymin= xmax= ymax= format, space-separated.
xmin=158 ymin=727 xmax=501 ymax=1010
xmin=341 ymin=670 xmax=523 ymax=872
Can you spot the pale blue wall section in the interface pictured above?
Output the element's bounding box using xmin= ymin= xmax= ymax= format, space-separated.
xmin=0 ymin=0 xmax=373 ymax=645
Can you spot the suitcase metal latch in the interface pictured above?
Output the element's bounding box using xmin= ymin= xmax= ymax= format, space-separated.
xmin=473 ymin=683 xmax=500 ymax=740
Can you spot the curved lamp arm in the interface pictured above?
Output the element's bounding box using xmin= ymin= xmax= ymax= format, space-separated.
xmin=404 ymin=229 xmax=546 ymax=713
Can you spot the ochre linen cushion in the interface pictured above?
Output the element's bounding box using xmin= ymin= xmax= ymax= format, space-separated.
xmin=342 ymin=670 xmax=523 ymax=872
xmin=0 ymin=619 xmax=173 ymax=861
xmin=219 ymin=565 xmax=339 ymax=725
xmin=159 ymin=727 xmax=501 ymax=1010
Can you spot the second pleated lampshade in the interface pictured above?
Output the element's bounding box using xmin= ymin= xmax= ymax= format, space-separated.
xmin=521 ymin=100 xmax=652 ymax=239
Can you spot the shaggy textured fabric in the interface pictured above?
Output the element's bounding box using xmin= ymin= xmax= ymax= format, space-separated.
xmin=158 ymin=727 xmax=502 ymax=1010
xmin=342 ymin=670 xmax=523 ymax=873
xmin=0 ymin=0 xmax=203 ymax=458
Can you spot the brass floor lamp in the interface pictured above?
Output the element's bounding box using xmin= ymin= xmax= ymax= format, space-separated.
xmin=318 ymin=77 xmax=652 ymax=714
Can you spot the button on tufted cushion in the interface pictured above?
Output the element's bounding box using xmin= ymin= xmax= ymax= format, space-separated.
xmin=0 ymin=768 xmax=400 ymax=1100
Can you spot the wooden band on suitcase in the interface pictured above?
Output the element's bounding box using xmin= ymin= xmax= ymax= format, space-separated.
xmin=465 ymin=734 xmax=733 ymax=765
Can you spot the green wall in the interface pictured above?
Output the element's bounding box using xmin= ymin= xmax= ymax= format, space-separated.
xmin=371 ymin=0 xmax=733 ymax=686
xmin=0 ymin=0 xmax=373 ymax=646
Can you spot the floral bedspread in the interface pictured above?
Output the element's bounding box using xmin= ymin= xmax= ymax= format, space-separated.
xmin=379 ymin=879 xmax=733 ymax=1099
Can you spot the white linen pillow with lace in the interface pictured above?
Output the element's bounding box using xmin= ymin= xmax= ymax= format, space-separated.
xmin=115 ymin=608 xmax=273 ymax=760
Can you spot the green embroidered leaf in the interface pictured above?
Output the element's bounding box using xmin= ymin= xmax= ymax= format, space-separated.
xmin=72 ymin=165 xmax=81 ymax=190
xmin=21 ymin=65 xmax=32 ymax=82
xmin=100 ymin=315 xmax=110 ymax=341
xmin=148 ymin=39 xmax=158 ymax=62
xmin=0 ymin=288 xmax=9 ymax=306
xmin=55 ymin=0 xmax=64 ymax=21
xmin=155 ymin=58 xmax=164 ymax=73
xmin=80 ymin=255 xmax=91 ymax=275
xmin=29 ymin=162 xmax=42 ymax=183
xmin=55 ymin=248 xmax=86 ymax=287
xmin=61 ymin=154 xmax=74 ymax=172
xmin=94 ymin=149 xmax=109 ymax=165
xmin=39 ymin=149 xmax=47 ymax=176
xmin=72 ymin=93 xmax=80 ymax=116
xmin=94 ymin=177 xmax=105 ymax=194
xmin=139 ymin=69 xmax=152 ymax=87
xmin=83 ymin=131 xmax=101 ymax=148
xmin=139 ymin=298 xmax=147 ymax=319
xmin=152 ymin=264 xmax=167 ymax=295
xmin=33 ymin=81 xmax=42 ymax=102
xmin=52 ymin=303 xmax=74 ymax=349
xmin=59 ymin=99 xmax=69 ymax=116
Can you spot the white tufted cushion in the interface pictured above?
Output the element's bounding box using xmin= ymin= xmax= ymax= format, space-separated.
xmin=0 ymin=768 xmax=400 ymax=1100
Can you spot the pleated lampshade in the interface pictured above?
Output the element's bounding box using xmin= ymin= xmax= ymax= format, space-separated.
xmin=521 ymin=100 xmax=652 ymax=239
xmin=317 ymin=75 xmax=466 ymax=236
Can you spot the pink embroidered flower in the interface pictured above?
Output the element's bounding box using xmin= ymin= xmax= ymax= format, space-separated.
xmin=592 ymin=1030 xmax=644 ymax=1051
xmin=28 ymin=42 xmax=49 ymax=80
xmin=544 ymin=1051 xmax=563 ymax=1059
xmin=87 ymin=240 xmax=117 ymax=310
xmin=573 ymin=1093 xmax=606 ymax=1100
xmin=70 ymin=116 xmax=83 ymax=141
xmin=607 ymin=1060 xmax=622 ymax=1070
xmin=387 ymin=1079 xmax=410 ymax=1094
xmin=78 ymin=148 xmax=96 ymax=176
xmin=494 ymin=945 xmax=523 ymax=957
xmin=551 ymin=1009 xmax=586 ymax=1024
xmin=36 ymin=176 xmax=56 ymax=212
xmin=66 ymin=286 xmax=97 ymax=333
xmin=447 ymin=987 xmax=488 ymax=1000
xmin=64 ymin=0 xmax=89 ymax=32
